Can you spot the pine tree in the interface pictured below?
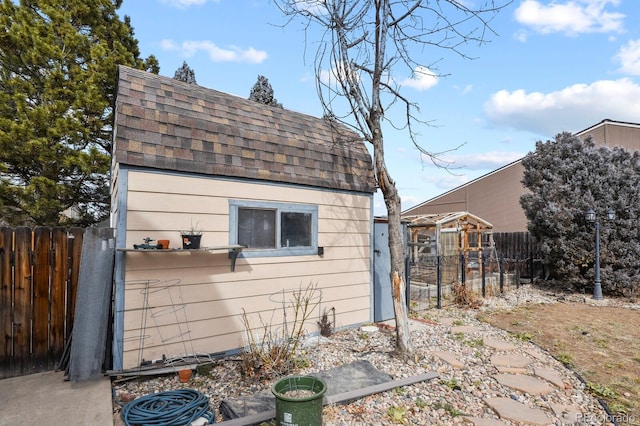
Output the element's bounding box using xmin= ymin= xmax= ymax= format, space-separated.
xmin=249 ymin=75 xmax=283 ymax=108
xmin=0 ymin=0 xmax=159 ymax=226
xmin=520 ymin=132 xmax=640 ymax=296
xmin=173 ymin=61 xmax=197 ymax=84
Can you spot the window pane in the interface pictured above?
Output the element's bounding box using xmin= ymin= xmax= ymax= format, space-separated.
xmin=281 ymin=212 xmax=311 ymax=247
xmin=238 ymin=208 xmax=276 ymax=248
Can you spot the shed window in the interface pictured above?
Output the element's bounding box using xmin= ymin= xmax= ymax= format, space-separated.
xmin=230 ymin=200 xmax=318 ymax=257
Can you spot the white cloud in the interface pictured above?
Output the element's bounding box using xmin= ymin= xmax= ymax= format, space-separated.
xmin=400 ymin=66 xmax=438 ymax=91
xmin=514 ymin=0 xmax=624 ymax=36
xmin=161 ymin=39 xmax=267 ymax=64
xmin=483 ymin=78 xmax=640 ymax=135
xmin=616 ymin=39 xmax=640 ymax=75
xmin=428 ymin=151 xmax=524 ymax=171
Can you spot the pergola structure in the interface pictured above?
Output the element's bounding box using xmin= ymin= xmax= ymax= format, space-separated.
xmin=404 ymin=212 xmax=494 ymax=262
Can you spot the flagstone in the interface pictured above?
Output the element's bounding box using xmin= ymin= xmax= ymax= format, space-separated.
xmin=494 ymin=373 xmax=554 ymax=395
xmin=433 ymin=351 xmax=464 ymax=369
xmin=484 ymin=397 xmax=551 ymax=425
xmin=451 ymin=325 xmax=481 ymax=334
xmin=462 ymin=416 xmax=509 ymax=425
xmin=490 ymin=353 xmax=532 ymax=368
xmin=494 ymin=366 xmax=528 ymax=374
xmin=533 ymin=367 xmax=566 ymax=388
xmin=549 ymin=403 xmax=583 ymax=424
xmin=484 ymin=337 xmax=516 ymax=351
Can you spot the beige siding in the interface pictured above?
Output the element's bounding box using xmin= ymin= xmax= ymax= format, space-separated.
xmin=120 ymin=170 xmax=371 ymax=369
xmin=405 ymin=121 xmax=640 ymax=233
xmin=404 ymin=162 xmax=528 ymax=232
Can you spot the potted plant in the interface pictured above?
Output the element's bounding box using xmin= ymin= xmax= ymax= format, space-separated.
xmin=181 ymin=222 xmax=203 ymax=249
xmin=272 ymin=375 xmax=326 ymax=426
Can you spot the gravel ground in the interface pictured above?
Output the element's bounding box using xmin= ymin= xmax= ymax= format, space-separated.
xmin=113 ymin=285 xmax=613 ymax=425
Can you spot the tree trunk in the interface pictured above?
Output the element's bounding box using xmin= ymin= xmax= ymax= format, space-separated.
xmin=373 ymin=132 xmax=414 ymax=355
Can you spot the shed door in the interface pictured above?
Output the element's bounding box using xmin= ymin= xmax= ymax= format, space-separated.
xmin=373 ymin=222 xmax=393 ymax=322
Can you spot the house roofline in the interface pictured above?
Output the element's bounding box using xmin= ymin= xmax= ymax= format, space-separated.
xmin=575 ymin=119 xmax=640 ymax=136
xmin=402 ymin=157 xmax=524 ymax=215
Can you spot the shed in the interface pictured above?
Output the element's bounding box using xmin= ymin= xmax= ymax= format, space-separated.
xmin=110 ymin=66 xmax=377 ymax=371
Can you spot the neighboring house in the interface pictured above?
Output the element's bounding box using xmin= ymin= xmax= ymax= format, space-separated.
xmin=110 ymin=66 xmax=377 ymax=371
xmin=403 ymin=119 xmax=640 ymax=232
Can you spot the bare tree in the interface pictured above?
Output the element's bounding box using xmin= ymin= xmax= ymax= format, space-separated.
xmin=273 ymin=0 xmax=508 ymax=355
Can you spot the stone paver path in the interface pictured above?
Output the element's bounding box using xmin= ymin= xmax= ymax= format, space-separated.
xmin=439 ymin=323 xmax=596 ymax=424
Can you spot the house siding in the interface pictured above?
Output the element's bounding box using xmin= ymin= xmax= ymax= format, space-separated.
xmin=404 ymin=120 xmax=640 ymax=233
xmin=116 ymin=169 xmax=372 ymax=370
xmin=404 ymin=161 xmax=528 ymax=232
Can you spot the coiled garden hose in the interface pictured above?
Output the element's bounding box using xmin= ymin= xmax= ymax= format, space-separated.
xmin=120 ymin=388 xmax=215 ymax=425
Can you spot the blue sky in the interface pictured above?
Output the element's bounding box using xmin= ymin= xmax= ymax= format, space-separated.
xmin=119 ymin=0 xmax=640 ymax=214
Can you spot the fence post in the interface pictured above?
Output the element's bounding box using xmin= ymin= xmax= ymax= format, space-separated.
xmin=499 ymin=252 xmax=504 ymax=293
xmin=529 ymin=251 xmax=534 ymax=283
xmin=460 ymin=252 xmax=465 ymax=285
xmin=515 ymin=254 xmax=520 ymax=288
xmin=481 ymin=250 xmax=486 ymax=298
xmin=404 ymin=255 xmax=410 ymax=309
xmin=436 ymin=255 xmax=442 ymax=309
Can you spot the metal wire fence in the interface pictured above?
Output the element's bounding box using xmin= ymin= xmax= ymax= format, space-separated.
xmin=408 ymin=251 xmax=543 ymax=311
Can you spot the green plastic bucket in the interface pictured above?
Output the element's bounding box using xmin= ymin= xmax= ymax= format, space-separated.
xmin=271 ymin=375 xmax=326 ymax=426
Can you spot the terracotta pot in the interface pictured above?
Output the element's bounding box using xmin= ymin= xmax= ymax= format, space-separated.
xmin=157 ymin=239 xmax=170 ymax=249
xmin=178 ymin=369 xmax=192 ymax=383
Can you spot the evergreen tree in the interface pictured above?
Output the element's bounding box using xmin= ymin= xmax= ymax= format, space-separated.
xmin=520 ymin=132 xmax=640 ymax=296
xmin=249 ymin=75 xmax=283 ymax=108
xmin=173 ymin=61 xmax=197 ymax=84
xmin=0 ymin=0 xmax=159 ymax=226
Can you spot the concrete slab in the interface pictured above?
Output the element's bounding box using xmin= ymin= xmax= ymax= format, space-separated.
xmin=484 ymin=397 xmax=552 ymax=425
xmin=493 ymin=373 xmax=554 ymax=395
xmin=0 ymin=370 xmax=113 ymax=426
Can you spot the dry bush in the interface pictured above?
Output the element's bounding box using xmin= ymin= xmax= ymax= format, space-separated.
xmin=317 ymin=307 xmax=334 ymax=337
xmin=240 ymin=282 xmax=321 ymax=379
xmin=451 ymin=281 xmax=483 ymax=309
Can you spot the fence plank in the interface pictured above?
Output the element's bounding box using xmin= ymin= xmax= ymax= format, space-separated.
xmin=0 ymin=227 xmax=12 ymax=372
xmin=32 ymin=227 xmax=51 ymax=372
xmin=13 ymin=227 xmax=33 ymax=376
xmin=0 ymin=227 xmax=87 ymax=379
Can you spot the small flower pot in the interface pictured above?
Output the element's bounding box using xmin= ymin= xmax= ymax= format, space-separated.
xmin=181 ymin=234 xmax=202 ymax=249
xmin=157 ymin=239 xmax=170 ymax=249
xmin=178 ymin=369 xmax=192 ymax=383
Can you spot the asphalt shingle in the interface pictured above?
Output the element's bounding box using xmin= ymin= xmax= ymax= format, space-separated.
xmin=113 ymin=66 xmax=377 ymax=194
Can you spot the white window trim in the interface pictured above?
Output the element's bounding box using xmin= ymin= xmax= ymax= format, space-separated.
xmin=229 ymin=200 xmax=318 ymax=257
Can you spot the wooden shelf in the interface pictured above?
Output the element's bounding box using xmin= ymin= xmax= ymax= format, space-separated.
xmin=117 ymin=245 xmax=245 ymax=271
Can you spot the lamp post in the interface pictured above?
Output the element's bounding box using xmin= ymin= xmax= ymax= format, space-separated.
xmin=584 ymin=208 xmax=615 ymax=300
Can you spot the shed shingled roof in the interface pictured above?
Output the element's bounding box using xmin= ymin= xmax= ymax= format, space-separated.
xmin=113 ymin=66 xmax=377 ymax=193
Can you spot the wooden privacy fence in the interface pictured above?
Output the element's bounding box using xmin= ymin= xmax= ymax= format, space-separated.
xmin=493 ymin=232 xmax=544 ymax=279
xmin=0 ymin=226 xmax=84 ymax=379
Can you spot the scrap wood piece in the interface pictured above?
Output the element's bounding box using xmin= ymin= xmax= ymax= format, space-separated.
xmin=219 ymin=371 xmax=438 ymax=426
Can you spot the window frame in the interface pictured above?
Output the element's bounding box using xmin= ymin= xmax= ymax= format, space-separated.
xmin=229 ymin=200 xmax=318 ymax=257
